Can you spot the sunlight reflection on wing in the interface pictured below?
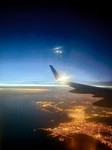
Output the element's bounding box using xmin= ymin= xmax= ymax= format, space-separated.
xmin=57 ymin=75 xmax=71 ymax=83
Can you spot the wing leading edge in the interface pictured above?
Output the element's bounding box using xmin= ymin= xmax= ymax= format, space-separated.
xmin=49 ymin=65 xmax=94 ymax=88
xmin=49 ymin=65 xmax=112 ymax=92
xmin=49 ymin=65 xmax=61 ymax=80
xmin=49 ymin=65 xmax=112 ymax=107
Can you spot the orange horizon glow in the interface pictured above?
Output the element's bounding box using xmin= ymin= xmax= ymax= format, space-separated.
xmin=17 ymin=88 xmax=50 ymax=91
xmin=0 ymin=88 xmax=50 ymax=92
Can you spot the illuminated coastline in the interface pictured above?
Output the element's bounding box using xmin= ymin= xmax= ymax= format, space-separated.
xmin=41 ymin=118 xmax=112 ymax=148
xmin=35 ymin=100 xmax=112 ymax=149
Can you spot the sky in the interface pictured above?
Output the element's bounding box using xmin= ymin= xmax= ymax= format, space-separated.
xmin=0 ymin=0 xmax=112 ymax=85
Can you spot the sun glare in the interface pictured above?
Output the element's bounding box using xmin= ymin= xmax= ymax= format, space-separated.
xmin=57 ymin=75 xmax=71 ymax=83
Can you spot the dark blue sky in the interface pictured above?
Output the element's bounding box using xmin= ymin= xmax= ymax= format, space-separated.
xmin=0 ymin=1 xmax=112 ymax=84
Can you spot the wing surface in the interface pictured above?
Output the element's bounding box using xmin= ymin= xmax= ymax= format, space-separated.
xmin=49 ymin=65 xmax=112 ymax=107
xmin=49 ymin=65 xmax=61 ymax=80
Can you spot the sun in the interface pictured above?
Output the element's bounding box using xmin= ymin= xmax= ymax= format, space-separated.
xmin=57 ymin=75 xmax=70 ymax=83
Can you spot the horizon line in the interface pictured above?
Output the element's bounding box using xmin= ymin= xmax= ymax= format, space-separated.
xmin=0 ymin=83 xmax=67 ymax=87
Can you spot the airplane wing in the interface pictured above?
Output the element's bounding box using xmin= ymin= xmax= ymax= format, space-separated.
xmin=49 ymin=65 xmax=112 ymax=107
xmin=49 ymin=65 xmax=61 ymax=80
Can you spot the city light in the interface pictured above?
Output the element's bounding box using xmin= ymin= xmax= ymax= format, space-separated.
xmin=35 ymin=100 xmax=112 ymax=149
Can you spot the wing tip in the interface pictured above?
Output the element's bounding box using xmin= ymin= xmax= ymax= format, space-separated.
xmin=49 ymin=65 xmax=60 ymax=80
